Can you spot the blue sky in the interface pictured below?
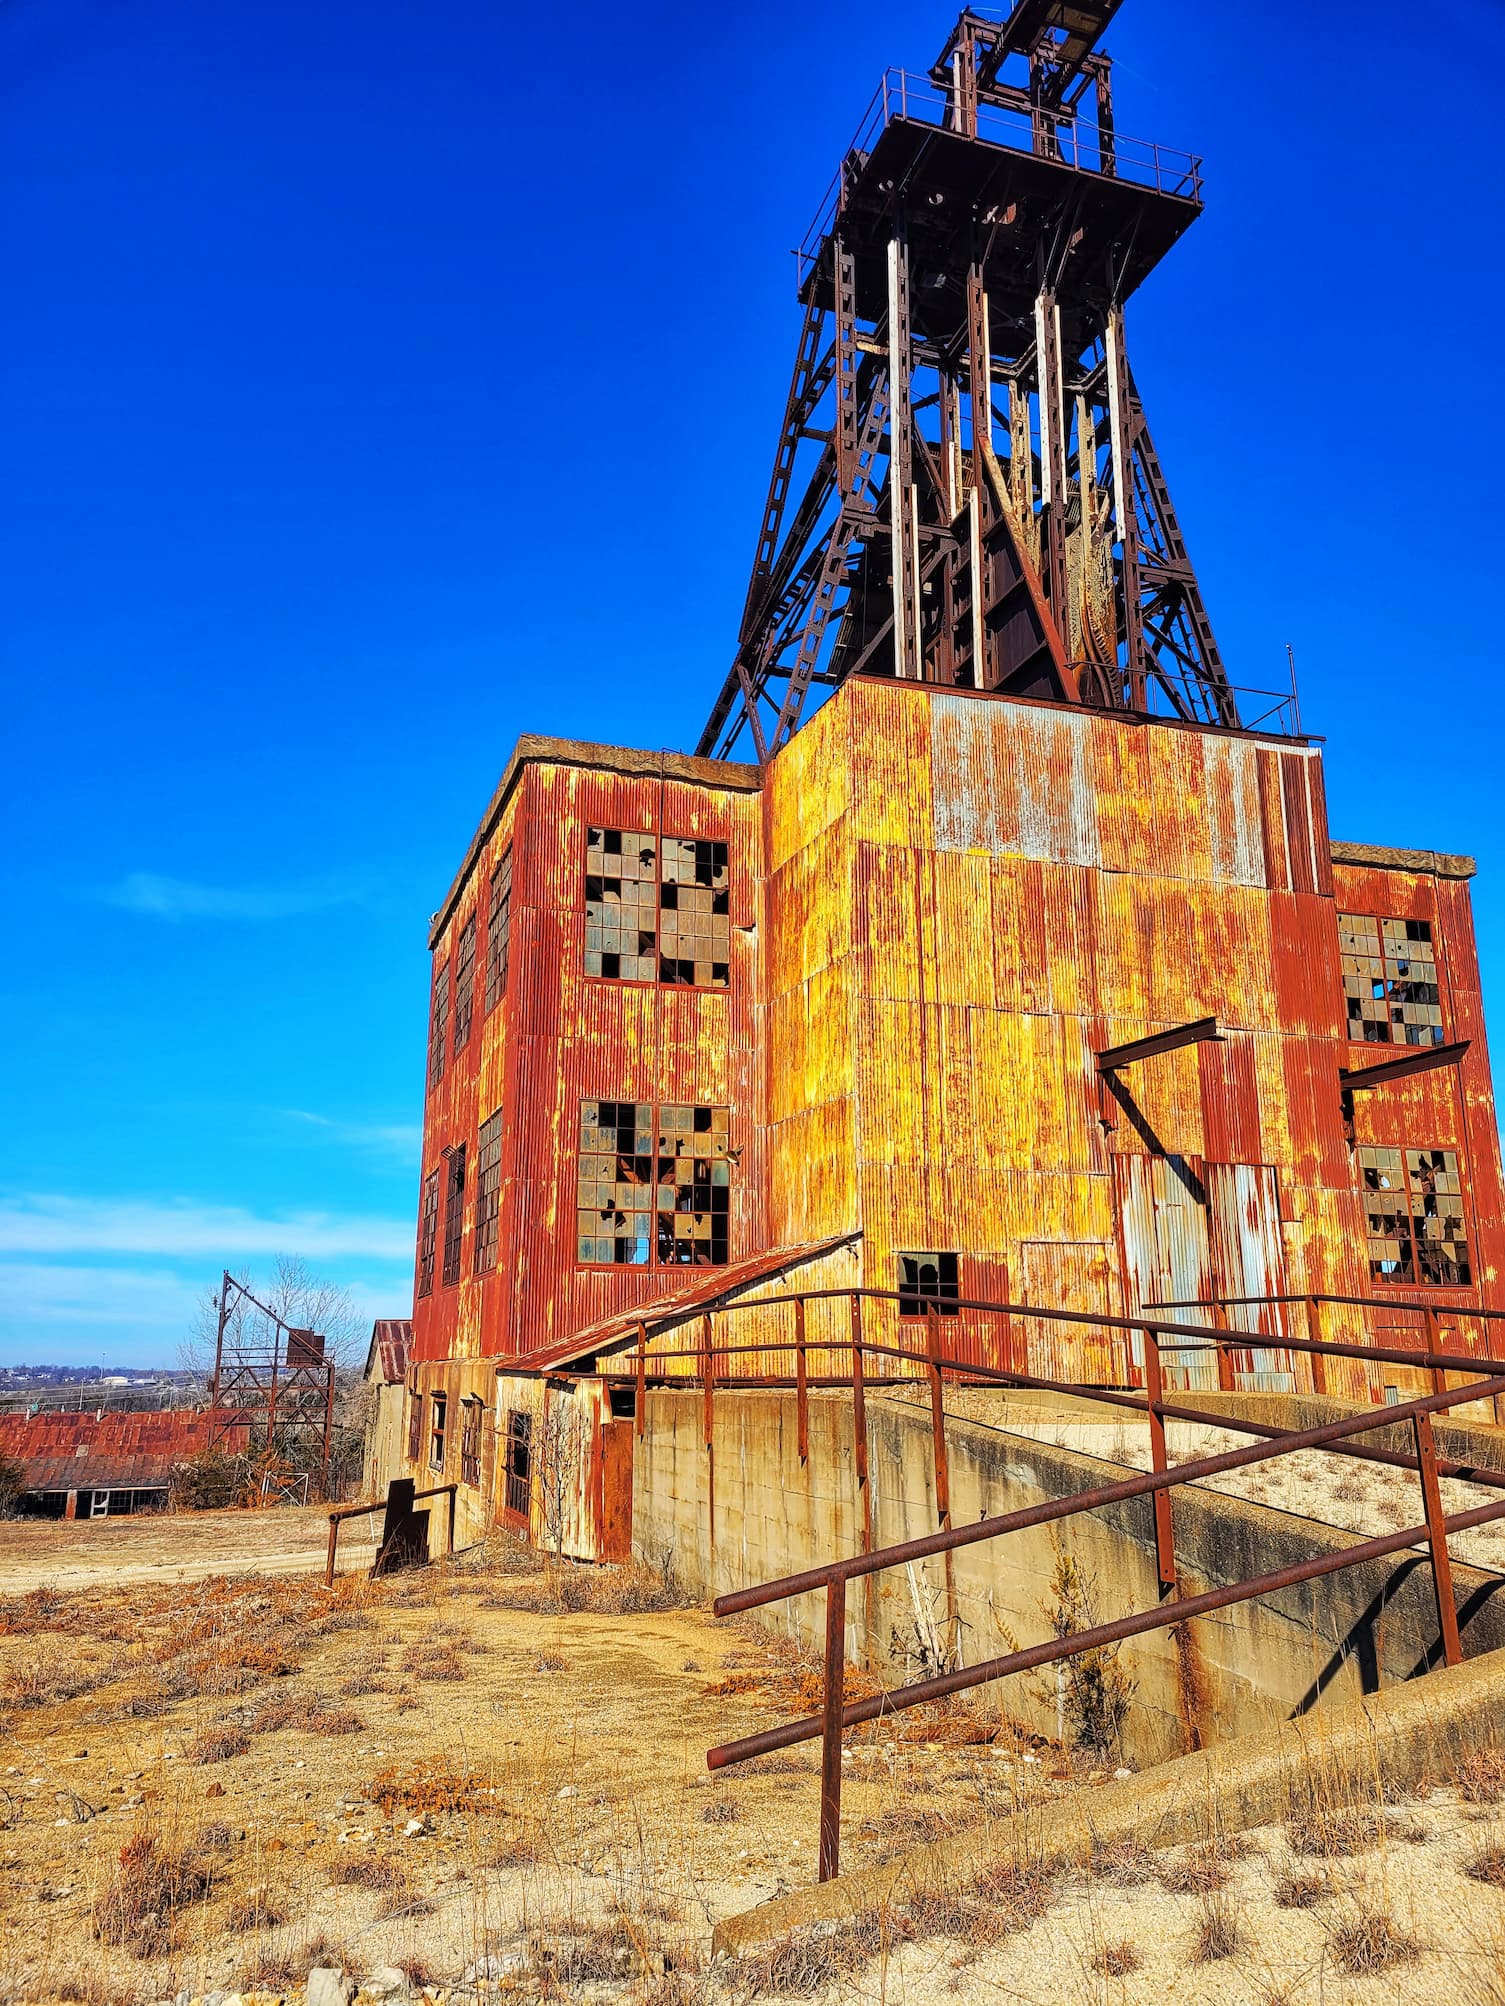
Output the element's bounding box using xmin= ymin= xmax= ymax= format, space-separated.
xmin=3 ymin=0 xmax=1504 ymax=1366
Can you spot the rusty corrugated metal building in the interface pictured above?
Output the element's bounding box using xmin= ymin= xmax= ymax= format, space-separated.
xmin=381 ymin=2 xmax=1505 ymax=1553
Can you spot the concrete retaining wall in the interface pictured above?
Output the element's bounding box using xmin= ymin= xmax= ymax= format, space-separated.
xmin=632 ymin=1387 xmax=1505 ymax=1766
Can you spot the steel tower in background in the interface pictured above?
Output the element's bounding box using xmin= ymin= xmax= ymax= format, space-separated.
xmin=698 ymin=1 xmax=1238 ymax=764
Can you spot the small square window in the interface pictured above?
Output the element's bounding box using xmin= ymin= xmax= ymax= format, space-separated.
xmin=898 ymin=1252 xmax=960 ymax=1317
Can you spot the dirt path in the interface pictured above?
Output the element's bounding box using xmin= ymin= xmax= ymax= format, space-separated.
xmin=0 ymin=1504 xmax=382 ymax=1592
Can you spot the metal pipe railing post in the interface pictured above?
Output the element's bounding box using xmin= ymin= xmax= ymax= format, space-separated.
xmin=925 ymin=1303 xmax=952 ymax=1529
xmin=1413 ymin=1408 xmax=1463 ymax=1667
xmin=1143 ymin=1324 xmax=1178 ymax=1597
xmin=325 ymin=1514 xmax=339 ymax=1587
xmin=1425 ymin=1307 xmax=1446 ymax=1399
xmin=795 ymin=1297 xmax=809 ymax=1462
xmin=1213 ymin=1300 xmax=1233 ymax=1392
xmin=1305 ymin=1296 xmax=1328 ymax=1396
xmin=850 ymin=1294 xmax=871 ymax=1551
xmin=818 ymin=1573 xmax=847 ymax=1882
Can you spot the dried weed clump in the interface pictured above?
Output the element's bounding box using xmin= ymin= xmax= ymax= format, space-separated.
xmin=1327 ymin=1907 xmax=1423 ymax=1975
xmin=1454 ymin=1746 xmax=1505 ymax=1805
xmin=185 ymin=1722 xmax=251 ymax=1764
xmin=366 ymin=1757 xmax=509 ymax=1818
xmin=1101 ymin=1939 xmax=1142 ymax=1976
xmin=1287 ymin=1806 xmax=1404 ymax=1857
xmin=91 ymin=1830 xmax=218 ymax=1956
xmin=1273 ymin=1866 xmax=1332 ymax=1908
xmin=1466 ymin=1847 xmax=1505 ymax=1889
xmin=487 ymin=1558 xmax=687 ymax=1618
xmin=1087 ymin=1836 xmax=1157 ymax=1886
xmin=402 ymin=1642 xmax=469 ymax=1683
xmin=227 ymin=1885 xmax=288 ymax=1932
xmin=329 ymin=1851 xmax=409 ymax=1891
xmin=1158 ymin=1832 xmax=1251 ymax=1895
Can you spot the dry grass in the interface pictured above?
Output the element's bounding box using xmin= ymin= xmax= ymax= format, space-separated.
xmin=1101 ymin=1939 xmax=1142 ymax=1976
xmin=1158 ymin=1833 xmax=1250 ymax=1895
xmin=700 ymin=1798 xmax=740 ymax=1824
xmin=1466 ymin=1847 xmax=1505 ymax=1889
xmin=185 ymin=1722 xmax=250 ymax=1764
xmin=1454 ymin=1747 xmax=1505 ymax=1805
xmin=327 ymin=1849 xmax=409 ymax=1891
xmin=91 ymin=1829 xmax=217 ymax=1956
xmin=365 ymin=1757 xmax=509 ymax=1817
xmin=227 ymin=1884 xmax=288 ymax=1931
xmin=1087 ymin=1836 xmax=1157 ymax=1886
xmin=484 ymin=1558 xmax=686 ymax=1618
xmin=305 ymin=1705 xmax=365 ymax=1735
xmin=1286 ymin=1805 xmax=1415 ymax=1857
xmin=1328 ymin=1907 xmax=1423 ymax=1974
xmin=1272 ymin=1866 xmax=1332 ymax=1908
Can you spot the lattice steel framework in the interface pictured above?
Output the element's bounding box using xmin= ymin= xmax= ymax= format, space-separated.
xmin=209 ymin=1270 xmax=335 ymax=1476
xmin=698 ymin=1 xmax=1239 ymax=763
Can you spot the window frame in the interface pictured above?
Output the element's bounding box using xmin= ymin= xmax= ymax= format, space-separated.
xmin=1358 ymin=1144 xmax=1472 ymax=1289
xmin=1338 ymin=911 xmax=1445 ymax=1049
xmin=452 ymin=910 xmax=478 ymax=1053
xmin=429 ymin=1393 xmax=448 ymax=1472
xmin=440 ymin=1145 xmax=466 ymax=1289
xmin=582 ymin=826 xmax=731 ymax=992
xmin=416 ymin=1170 xmax=440 ymax=1301
xmin=575 ymin=1098 xmax=732 ymax=1270
xmin=502 ymin=1408 xmax=532 ymax=1518
xmin=459 ymin=1398 xmax=483 ymax=1488
xmin=428 ymin=961 xmax=451 ymax=1089
xmin=407 ymin=1390 xmax=423 ymax=1463
xmin=473 ymin=1107 xmax=504 ymax=1276
xmin=484 ymin=846 xmax=513 ymax=1014
xmin=897 ymin=1251 xmax=961 ymax=1318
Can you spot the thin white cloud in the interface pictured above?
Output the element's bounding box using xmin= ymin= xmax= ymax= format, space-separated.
xmin=283 ymin=1110 xmax=423 ymax=1162
xmin=0 ymin=1263 xmax=204 ymax=1329
xmin=102 ymin=873 xmax=362 ymax=922
xmin=0 ymin=1196 xmax=413 ymax=1264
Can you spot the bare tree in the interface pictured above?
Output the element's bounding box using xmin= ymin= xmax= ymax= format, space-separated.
xmin=182 ymin=1256 xmax=366 ymax=1381
xmin=536 ymin=1394 xmax=584 ymax=1558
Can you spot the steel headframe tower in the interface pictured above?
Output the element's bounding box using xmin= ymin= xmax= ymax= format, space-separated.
xmin=210 ymin=1270 xmax=336 ymax=1481
xmin=698 ymin=0 xmax=1237 ymax=765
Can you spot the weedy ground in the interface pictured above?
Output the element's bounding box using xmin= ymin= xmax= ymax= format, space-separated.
xmin=4 ymin=1511 xmax=1505 ymax=2004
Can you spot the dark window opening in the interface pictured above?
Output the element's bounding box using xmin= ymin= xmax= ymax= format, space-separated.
xmin=503 ymin=1409 xmax=532 ymax=1517
xmin=484 ymin=847 xmax=513 ymax=1012
xmin=1339 ymin=913 xmax=1443 ymax=1047
xmin=898 ymin=1251 xmax=960 ymax=1317
xmin=452 ymin=912 xmax=477 ymax=1052
xmin=428 ymin=963 xmax=451 ymax=1088
xmin=608 ymin=1385 xmax=636 ymax=1418
xmin=577 ymin=1100 xmax=730 ymax=1267
xmin=416 ymin=1170 xmax=440 ymax=1300
xmin=1360 ymin=1145 xmax=1471 ymax=1287
xmin=474 ymin=1108 xmax=504 ymax=1275
xmin=459 ymin=1399 xmax=482 ymax=1488
xmin=584 ymin=828 xmax=730 ymax=988
xmin=441 ymin=1145 xmax=466 ymax=1288
xmin=407 ymin=1391 xmax=423 ymax=1462
xmin=429 ymin=1394 xmax=447 ymax=1472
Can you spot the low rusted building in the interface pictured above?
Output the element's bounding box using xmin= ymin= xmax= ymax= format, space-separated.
xmin=0 ymin=1408 xmax=250 ymax=1519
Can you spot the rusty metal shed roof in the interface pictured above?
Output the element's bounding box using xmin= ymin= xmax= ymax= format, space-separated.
xmin=365 ymin=1319 xmax=413 ymax=1386
xmin=0 ymin=1408 xmax=251 ymax=1495
xmin=1329 ymin=840 xmax=1476 ymax=880
xmin=500 ymin=1234 xmax=861 ymax=1377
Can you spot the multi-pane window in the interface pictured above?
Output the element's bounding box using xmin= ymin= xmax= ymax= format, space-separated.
xmin=1339 ymin=914 xmax=1443 ymax=1046
xmin=576 ymin=1100 xmax=731 ymax=1267
xmin=416 ymin=1170 xmax=440 ymax=1300
xmin=1359 ymin=1146 xmax=1471 ymax=1287
xmin=429 ymin=1394 xmax=447 ymax=1471
xmin=474 ymin=1108 xmax=504 ymax=1275
xmin=452 ymin=913 xmax=477 ymax=1052
xmin=898 ymin=1251 xmax=961 ymax=1317
xmin=441 ymin=1146 xmax=466 ymax=1288
xmin=584 ymin=829 xmax=730 ymax=987
xmin=459 ymin=1399 xmax=482 ymax=1488
xmin=428 ymin=963 xmax=451 ymax=1088
xmin=503 ymin=1409 xmax=531 ymax=1517
xmin=407 ymin=1392 xmax=423 ymax=1463
xmin=484 ymin=848 xmax=513 ymax=1013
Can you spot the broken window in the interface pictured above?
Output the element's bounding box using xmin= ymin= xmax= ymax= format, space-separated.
xmin=484 ymin=847 xmax=513 ymax=1013
xmin=1359 ymin=1146 xmax=1471 ymax=1287
xmin=452 ymin=912 xmax=477 ymax=1052
xmin=584 ymin=828 xmax=730 ymax=987
xmin=407 ymin=1391 xmax=423 ymax=1463
xmin=1339 ymin=914 xmax=1443 ymax=1046
xmin=473 ymin=1108 xmax=504 ymax=1275
xmin=429 ymin=1394 xmax=447 ymax=1472
xmin=576 ymin=1100 xmax=731 ymax=1267
xmin=898 ymin=1251 xmax=960 ymax=1317
xmin=503 ymin=1409 xmax=531 ymax=1517
xmin=416 ymin=1170 xmax=440 ymax=1300
xmin=441 ymin=1145 xmax=466 ymax=1288
xmin=428 ymin=962 xmax=450 ymax=1088
xmin=585 ymin=829 xmax=659 ymax=981
xmin=659 ymin=838 xmax=731 ymax=987
xmin=459 ymin=1399 xmax=482 ymax=1488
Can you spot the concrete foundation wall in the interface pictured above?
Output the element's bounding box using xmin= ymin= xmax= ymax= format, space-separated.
xmin=633 ymin=1388 xmax=1505 ymax=1767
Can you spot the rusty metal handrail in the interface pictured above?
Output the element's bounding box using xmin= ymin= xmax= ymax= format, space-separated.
xmin=324 ymin=1482 xmax=457 ymax=1586
xmin=705 ymin=1367 xmax=1505 ymax=1882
